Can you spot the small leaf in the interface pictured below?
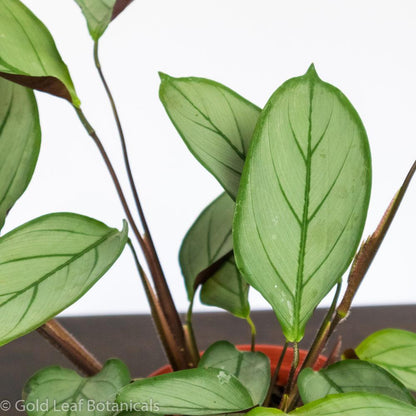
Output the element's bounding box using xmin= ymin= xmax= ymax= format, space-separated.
xmin=74 ymin=0 xmax=134 ymax=41
xmin=355 ymin=329 xmax=416 ymax=391
xmin=234 ymin=65 xmax=371 ymax=342
xmin=24 ymin=359 xmax=131 ymax=416
xmin=0 ymin=78 xmax=40 ymax=230
xmin=298 ymin=360 xmax=415 ymax=405
xmin=180 ymin=192 xmax=250 ymax=317
xmin=180 ymin=192 xmax=234 ymax=299
xmin=199 ymin=341 xmax=270 ymax=405
xmin=247 ymin=394 xmax=416 ymax=416
xmin=159 ymin=74 xmax=260 ymax=199
xmin=0 ymin=0 xmax=79 ymax=106
xmin=200 ymin=256 xmax=250 ymax=318
xmin=116 ymin=367 xmax=254 ymax=415
xmin=0 ymin=213 xmax=128 ymax=346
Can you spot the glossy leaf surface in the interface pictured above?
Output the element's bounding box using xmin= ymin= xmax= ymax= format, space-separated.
xmin=0 ymin=78 xmax=40 ymax=230
xmin=234 ymin=65 xmax=371 ymax=341
xmin=74 ymin=0 xmax=134 ymax=40
xmin=298 ymin=360 xmax=415 ymax=405
xmin=116 ymin=367 xmax=254 ymax=415
xmin=24 ymin=359 xmax=130 ymax=416
xmin=0 ymin=0 xmax=79 ymax=105
xmin=0 ymin=213 xmax=128 ymax=346
xmin=356 ymin=329 xmax=416 ymax=390
xmin=160 ymin=74 xmax=260 ymax=199
xmin=248 ymin=393 xmax=416 ymax=415
xmin=199 ymin=341 xmax=270 ymax=405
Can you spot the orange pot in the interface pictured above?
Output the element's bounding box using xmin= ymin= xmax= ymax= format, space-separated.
xmin=149 ymin=344 xmax=326 ymax=385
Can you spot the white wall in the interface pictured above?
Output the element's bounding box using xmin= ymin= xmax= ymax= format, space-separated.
xmin=4 ymin=0 xmax=416 ymax=316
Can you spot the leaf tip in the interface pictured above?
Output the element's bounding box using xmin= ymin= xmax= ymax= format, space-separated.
xmin=158 ymin=71 xmax=172 ymax=82
xmin=305 ymin=63 xmax=319 ymax=79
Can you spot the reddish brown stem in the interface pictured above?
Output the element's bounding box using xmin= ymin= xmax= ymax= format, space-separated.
xmin=74 ymin=106 xmax=192 ymax=370
xmin=37 ymin=319 xmax=102 ymax=376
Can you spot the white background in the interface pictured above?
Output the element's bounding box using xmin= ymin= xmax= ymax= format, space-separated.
xmin=5 ymin=0 xmax=416 ymax=316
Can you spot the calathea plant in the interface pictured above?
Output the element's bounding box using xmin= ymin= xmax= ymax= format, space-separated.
xmin=0 ymin=0 xmax=416 ymax=415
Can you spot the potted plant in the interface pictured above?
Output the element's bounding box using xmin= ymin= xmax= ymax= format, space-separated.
xmin=0 ymin=0 xmax=415 ymax=415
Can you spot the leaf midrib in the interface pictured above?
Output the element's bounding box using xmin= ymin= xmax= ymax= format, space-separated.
xmin=294 ymin=79 xmax=315 ymax=337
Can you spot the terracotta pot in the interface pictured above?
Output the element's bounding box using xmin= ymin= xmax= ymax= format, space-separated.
xmin=149 ymin=344 xmax=326 ymax=385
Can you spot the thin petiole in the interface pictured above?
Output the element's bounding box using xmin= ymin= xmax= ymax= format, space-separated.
xmin=246 ymin=315 xmax=257 ymax=352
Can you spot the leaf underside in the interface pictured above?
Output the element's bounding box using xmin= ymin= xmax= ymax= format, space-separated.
xmin=0 ymin=213 xmax=127 ymax=346
xmin=180 ymin=192 xmax=249 ymax=317
xmin=74 ymin=0 xmax=134 ymax=40
xmin=234 ymin=65 xmax=371 ymax=342
xmin=0 ymin=0 xmax=79 ymax=105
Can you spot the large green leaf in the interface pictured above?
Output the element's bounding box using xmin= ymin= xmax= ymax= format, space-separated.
xmin=24 ymin=359 xmax=131 ymax=416
xmin=0 ymin=0 xmax=79 ymax=106
xmin=355 ymin=329 xmax=416 ymax=390
xmin=200 ymin=256 xmax=250 ymax=319
xmin=0 ymin=78 xmax=40 ymax=231
xmin=248 ymin=393 xmax=416 ymax=416
xmin=199 ymin=341 xmax=270 ymax=405
xmin=159 ymin=74 xmax=260 ymax=199
xmin=116 ymin=367 xmax=254 ymax=415
xmin=180 ymin=192 xmax=249 ymax=317
xmin=0 ymin=213 xmax=128 ymax=346
xmin=298 ymin=360 xmax=415 ymax=405
xmin=74 ymin=0 xmax=134 ymax=41
xmin=233 ymin=65 xmax=371 ymax=342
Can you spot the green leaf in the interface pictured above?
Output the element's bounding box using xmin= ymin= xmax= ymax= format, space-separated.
xmin=355 ymin=329 xmax=416 ymax=391
xmin=233 ymin=65 xmax=371 ymax=342
xmin=298 ymin=360 xmax=415 ymax=405
xmin=180 ymin=192 xmax=250 ymax=317
xmin=200 ymin=256 xmax=250 ymax=319
xmin=248 ymin=394 xmax=416 ymax=416
xmin=116 ymin=367 xmax=254 ymax=415
xmin=246 ymin=408 xmax=286 ymax=416
xmin=180 ymin=193 xmax=234 ymax=298
xmin=0 ymin=213 xmax=128 ymax=346
xmin=24 ymin=359 xmax=131 ymax=416
xmin=74 ymin=0 xmax=134 ymax=41
xmin=159 ymin=74 xmax=260 ymax=199
xmin=0 ymin=78 xmax=40 ymax=230
xmin=290 ymin=393 xmax=416 ymax=415
xmin=0 ymin=0 xmax=79 ymax=106
xmin=199 ymin=341 xmax=270 ymax=405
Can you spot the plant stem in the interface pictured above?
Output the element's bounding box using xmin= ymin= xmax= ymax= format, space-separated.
xmin=93 ymin=41 xmax=153 ymax=241
xmin=37 ymin=319 xmax=102 ymax=376
xmin=281 ymin=342 xmax=299 ymax=412
xmin=127 ymin=240 xmax=181 ymax=368
xmin=285 ymin=280 xmax=342 ymax=411
xmin=264 ymin=341 xmax=288 ymax=407
xmin=185 ymin=296 xmax=200 ymax=365
xmin=246 ymin=315 xmax=256 ymax=352
xmin=73 ymin=105 xmax=193 ymax=370
xmin=92 ymin=41 xmax=196 ymax=368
